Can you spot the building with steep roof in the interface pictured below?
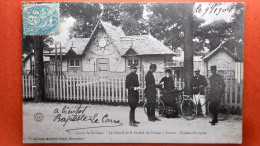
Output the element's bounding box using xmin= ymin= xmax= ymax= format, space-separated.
xmin=202 ymin=42 xmax=243 ymax=80
xmin=44 ymin=20 xmax=176 ymax=77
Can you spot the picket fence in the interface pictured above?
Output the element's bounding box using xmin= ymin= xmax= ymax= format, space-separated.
xmin=22 ymin=75 xmax=243 ymax=109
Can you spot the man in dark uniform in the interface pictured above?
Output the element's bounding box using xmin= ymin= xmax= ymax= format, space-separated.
xmin=159 ymin=69 xmax=178 ymax=118
xmin=125 ymin=66 xmax=140 ymax=127
xmin=208 ymin=65 xmax=225 ymax=125
xmin=191 ymin=68 xmax=208 ymax=117
xmin=145 ymin=64 xmax=160 ymax=122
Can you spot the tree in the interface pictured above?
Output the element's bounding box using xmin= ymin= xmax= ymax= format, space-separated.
xmin=183 ymin=3 xmax=194 ymax=95
xmin=196 ymin=3 xmax=244 ymax=59
xmin=147 ymin=3 xmax=204 ymax=51
xmin=22 ymin=36 xmax=50 ymax=102
xmin=102 ymin=3 xmax=144 ymax=26
xmin=60 ymin=3 xmax=145 ymax=37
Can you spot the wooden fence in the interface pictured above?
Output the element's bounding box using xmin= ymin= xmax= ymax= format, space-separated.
xmin=22 ymin=75 xmax=243 ymax=110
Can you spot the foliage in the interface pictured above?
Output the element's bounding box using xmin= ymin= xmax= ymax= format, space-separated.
xmin=22 ymin=36 xmax=53 ymax=54
xmin=60 ymin=3 xmax=102 ymax=38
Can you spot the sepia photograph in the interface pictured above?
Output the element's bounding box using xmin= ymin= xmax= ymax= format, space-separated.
xmin=22 ymin=2 xmax=244 ymax=143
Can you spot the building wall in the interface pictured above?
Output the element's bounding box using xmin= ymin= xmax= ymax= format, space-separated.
xmin=206 ymin=50 xmax=236 ymax=71
xmin=205 ymin=50 xmax=237 ymax=78
xmin=82 ymin=29 xmax=126 ymax=73
xmin=142 ymin=55 xmax=165 ymax=73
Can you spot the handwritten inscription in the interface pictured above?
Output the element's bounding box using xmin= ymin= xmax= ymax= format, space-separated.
xmin=195 ymin=3 xmax=233 ymax=17
xmin=52 ymin=105 xmax=123 ymax=132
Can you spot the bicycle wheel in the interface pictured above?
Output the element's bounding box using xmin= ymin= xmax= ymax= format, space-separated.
xmin=180 ymin=99 xmax=197 ymax=120
xmin=143 ymin=99 xmax=165 ymax=117
xmin=155 ymin=100 xmax=165 ymax=117
xmin=208 ymin=101 xmax=229 ymax=121
xmin=143 ymin=99 xmax=148 ymax=116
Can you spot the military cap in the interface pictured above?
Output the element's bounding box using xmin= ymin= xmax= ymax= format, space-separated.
xmin=130 ymin=65 xmax=137 ymax=69
xmin=165 ymin=69 xmax=172 ymax=73
xmin=194 ymin=67 xmax=200 ymax=72
xmin=149 ymin=63 xmax=157 ymax=69
xmin=210 ymin=65 xmax=217 ymax=70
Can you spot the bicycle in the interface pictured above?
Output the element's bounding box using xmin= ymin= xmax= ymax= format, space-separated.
xmin=142 ymin=89 xmax=165 ymax=118
xmin=207 ymin=94 xmax=230 ymax=121
xmin=143 ymin=89 xmax=197 ymax=120
xmin=193 ymin=88 xmax=230 ymax=121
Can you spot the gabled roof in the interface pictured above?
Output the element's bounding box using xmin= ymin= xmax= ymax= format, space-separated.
xmin=122 ymin=35 xmax=175 ymax=56
xmin=82 ymin=20 xmax=126 ymax=55
xmin=63 ymin=20 xmax=174 ymax=56
xmin=45 ymin=38 xmax=90 ymax=56
xmin=66 ymin=38 xmax=90 ymax=55
xmin=202 ymin=42 xmax=241 ymax=62
xmin=101 ymin=20 xmax=126 ymax=54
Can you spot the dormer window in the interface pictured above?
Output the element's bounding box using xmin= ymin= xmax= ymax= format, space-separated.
xmin=70 ymin=59 xmax=80 ymax=67
xmin=128 ymin=58 xmax=139 ymax=67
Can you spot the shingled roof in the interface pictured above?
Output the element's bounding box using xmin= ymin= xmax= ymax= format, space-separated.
xmin=66 ymin=38 xmax=90 ymax=55
xmin=202 ymin=42 xmax=241 ymax=62
xmin=121 ymin=35 xmax=175 ymax=56
xmin=62 ymin=20 xmax=174 ymax=56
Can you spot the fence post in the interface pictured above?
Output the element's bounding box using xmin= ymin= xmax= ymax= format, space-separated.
xmin=234 ymin=79 xmax=238 ymax=109
xmin=73 ymin=76 xmax=76 ymax=100
xmin=88 ymin=77 xmax=94 ymax=101
xmin=65 ymin=76 xmax=68 ymax=100
xmin=59 ymin=75 xmax=62 ymax=100
xmin=94 ymin=77 xmax=96 ymax=101
xmin=83 ymin=76 xmax=86 ymax=101
xmin=108 ymin=77 xmax=111 ymax=102
xmin=80 ymin=76 xmax=82 ymax=101
xmin=123 ymin=77 xmax=126 ymax=102
xmin=112 ymin=78 xmax=114 ymax=102
xmin=119 ymin=78 xmax=122 ymax=102
xmin=230 ymin=79 xmax=233 ymax=107
xmin=101 ymin=77 xmax=103 ymax=102
xmin=240 ymin=82 xmax=243 ymax=110
xmin=115 ymin=78 xmax=118 ymax=102
xmin=69 ymin=76 xmax=72 ymax=100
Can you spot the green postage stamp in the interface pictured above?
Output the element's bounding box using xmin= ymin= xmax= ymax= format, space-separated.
xmin=22 ymin=3 xmax=60 ymax=35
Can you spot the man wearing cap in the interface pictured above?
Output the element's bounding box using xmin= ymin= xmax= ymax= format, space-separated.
xmin=145 ymin=64 xmax=160 ymax=122
xmin=126 ymin=66 xmax=140 ymax=127
xmin=208 ymin=65 xmax=225 ymax=125
xmin=191 ymin=68 xmax=208 ymax=117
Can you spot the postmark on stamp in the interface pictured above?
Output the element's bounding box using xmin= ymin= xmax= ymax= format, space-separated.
xmin=22 ymin=3 xmax=60 ymax=36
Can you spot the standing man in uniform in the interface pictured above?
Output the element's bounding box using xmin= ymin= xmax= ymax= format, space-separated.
xmin=192 ymin=68 xmax=208 ymax=117
xmin=208 ymin=65 xmax=225 ymax=125
xmin=145 ymin=64 xmax=160 ymax=122
xmin=126 ymin=66 xmax=140 ymax=127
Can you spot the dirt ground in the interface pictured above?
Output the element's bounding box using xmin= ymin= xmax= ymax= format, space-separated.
xmin=23 ymin=102 xmax=242 ymax=144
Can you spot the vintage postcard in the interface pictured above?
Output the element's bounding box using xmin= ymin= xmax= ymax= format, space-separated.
xmin=22 ymin=2 xmax=244 ymax=143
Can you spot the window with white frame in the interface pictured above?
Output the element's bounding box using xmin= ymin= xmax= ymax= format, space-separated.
xmin=69 ymin=59 xmax=80 ymax=67
xmin=128 ymin=58 xmax=139 ymax=67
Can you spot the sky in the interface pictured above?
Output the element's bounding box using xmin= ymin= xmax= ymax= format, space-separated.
xmin=52 ymin=2 xmax=236 ymax=45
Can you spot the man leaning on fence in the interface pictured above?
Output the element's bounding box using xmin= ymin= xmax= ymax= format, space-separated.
xmin=208 ymin=65 xmax=225 ymax=126
xmin=126 ymin=65 xmax=140 ymax=127
xmin=145 ymin=64 xmax=161 ymax=122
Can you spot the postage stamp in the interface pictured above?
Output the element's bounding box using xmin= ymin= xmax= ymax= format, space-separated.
xmin=22 ymin=3 xmax=60 ymax=36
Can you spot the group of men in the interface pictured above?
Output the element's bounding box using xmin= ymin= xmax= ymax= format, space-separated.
xmin=125 ymin=64 xmax=225 ymax=127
